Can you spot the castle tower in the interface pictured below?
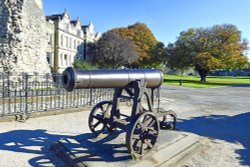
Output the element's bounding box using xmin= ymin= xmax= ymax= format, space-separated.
xmin=34 ymin=0 xmax=43 ymax=10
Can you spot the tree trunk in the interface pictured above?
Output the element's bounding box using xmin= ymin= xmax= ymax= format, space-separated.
xmin=197 ymin=68 xmax=208 ymax=82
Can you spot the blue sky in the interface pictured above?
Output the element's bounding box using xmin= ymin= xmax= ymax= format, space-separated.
xmin=43 ymin=0 xmax=250 ymax=59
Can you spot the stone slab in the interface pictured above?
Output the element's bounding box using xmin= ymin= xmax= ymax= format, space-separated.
xmin=51 ymin=130 xmax=203 ymax=167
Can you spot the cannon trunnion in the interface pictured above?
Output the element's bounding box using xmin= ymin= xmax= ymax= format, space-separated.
xmin=62 ymin=67 xmax=176 ymax=159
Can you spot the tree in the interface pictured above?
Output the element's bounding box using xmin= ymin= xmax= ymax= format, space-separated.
xmin=166 ymin=24 xmax=248 ymax=82
xmin=111 ymin=23 xmax=160 ymax=67
xmin=146 ymin=42 xmax=166 ymax=68
xmin=88 ymin=31 xmax=138 ymax=68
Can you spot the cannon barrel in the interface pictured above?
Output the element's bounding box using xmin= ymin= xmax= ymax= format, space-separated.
xmin=62 ymin=67 xmax=163 ymax=92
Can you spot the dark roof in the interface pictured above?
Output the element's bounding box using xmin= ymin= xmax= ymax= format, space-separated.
xmin=46 ymin=14 xmax=63 ymax=21
xmin=70 ymin=20 xmax=78 ymax=25
xmin=82 ymin=25 xmax=88 ymax=29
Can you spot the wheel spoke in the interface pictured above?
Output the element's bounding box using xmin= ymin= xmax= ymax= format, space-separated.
xmin=127 ymin=112 xmax=159 ymax=157
xmin=132 ymin=139 xmax=140 ymax=150
xmin=138 ymin=121 xmax=146 ymax=130
xmin=143 ymin=116 xmax=153 ymax=125
xmin=92 ymin=114 xmax=103 ymax=121
xmin=131 ymin=134 xmax=140 ymax=140
xmin=144 ymin=140 xmax=153 ymax=149
xmin=145 ymin=133 xmax=157 ymax=141
xmin=88 ymin=101 xmax=114 ymax=136
xmin=100 ymin=105 xmax=105 ymax=112
xmin=140 ymin=141 xmax=144 ymax=155
xmin=93 ymin=121 xmax=103 ymax=129
xmin=148 ymin=119 xmax=156 ymax=128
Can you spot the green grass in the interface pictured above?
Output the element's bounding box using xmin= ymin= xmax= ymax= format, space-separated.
xmin=164 ymin=75 xmax=250 ymax=88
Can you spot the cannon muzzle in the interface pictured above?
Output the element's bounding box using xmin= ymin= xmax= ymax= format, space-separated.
xmin=62 ymin=67 xmax=163 ymax=92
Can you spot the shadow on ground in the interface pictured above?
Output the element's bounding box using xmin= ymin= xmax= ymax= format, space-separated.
xmin=62 ymin=131 xmax=131 ymax=163
xmin=177 ymin=112 xmax=250 ymax=166
xmin=0 ymin=129 xmax=70 ymax=167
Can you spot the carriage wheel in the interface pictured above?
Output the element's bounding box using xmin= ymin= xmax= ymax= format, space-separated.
xmin=126 ymin=112 xmax=159 ymax=158
xmin=88 ymin=101 xmax=113 ymax=136
xmin=160 ymin=114 xmax=176 ymax=130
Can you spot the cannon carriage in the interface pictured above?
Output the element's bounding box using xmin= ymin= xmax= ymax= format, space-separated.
xmin=62 ymin=67 xmax=176 ymax=158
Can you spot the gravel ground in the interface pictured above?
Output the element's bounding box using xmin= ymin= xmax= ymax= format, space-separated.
xmin=0 ymin=85 xmax=249 ymax=167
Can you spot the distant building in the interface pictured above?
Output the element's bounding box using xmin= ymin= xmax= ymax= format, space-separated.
xmin=46 ymin=10 xmax=101 ymax=73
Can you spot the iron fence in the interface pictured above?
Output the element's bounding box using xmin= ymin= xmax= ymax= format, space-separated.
xmin=0 ymin=73 xmax=113 ymax=120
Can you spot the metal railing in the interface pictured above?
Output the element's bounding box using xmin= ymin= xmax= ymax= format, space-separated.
xmin=0 ymin=73 xmax=113 ymax=120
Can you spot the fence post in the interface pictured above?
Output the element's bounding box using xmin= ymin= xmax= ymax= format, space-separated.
xmin=179 ymin=79 xmax=183 ymax=86
xmin=45 ymin=73 xmax=49 ymax=111
xmin=89 ymin=89 xmax=93 ymax=106
xmin=22 ymin=73 xmax=29 ymax=121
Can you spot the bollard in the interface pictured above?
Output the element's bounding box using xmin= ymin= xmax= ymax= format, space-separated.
xmin=179 ymin=79 xmax=183 ymax=86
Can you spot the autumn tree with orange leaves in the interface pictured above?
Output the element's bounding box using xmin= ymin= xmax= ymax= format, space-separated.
xmin=111 ymin=23 xmax=165 ymax=67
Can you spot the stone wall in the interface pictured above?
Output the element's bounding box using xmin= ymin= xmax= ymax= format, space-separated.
xmin=0 ymin=0 xmax=50 ymax=75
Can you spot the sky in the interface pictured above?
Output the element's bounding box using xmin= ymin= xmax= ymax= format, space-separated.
xmin=43 ymin=0 xmax=250 ymax=59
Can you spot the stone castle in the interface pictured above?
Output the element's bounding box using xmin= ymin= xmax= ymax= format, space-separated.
xmin=0 ymin=0 xmax=100 ymax=75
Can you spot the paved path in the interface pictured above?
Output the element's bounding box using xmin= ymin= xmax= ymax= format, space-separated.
xmin=161 ymin=85 xmax=250 ymax=167
xmin=0 ymin=85 xmax=249 ymax=167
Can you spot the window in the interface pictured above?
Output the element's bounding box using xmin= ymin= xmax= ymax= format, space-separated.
xmin=74 ymin=40 xmax=76 ymax=49
xmin=69 ymin=38 xmax=72 ymax=49
xmin=77 ymin=30 xmax=81 ymax=36
xmin=65 ymin=23 xmax=69 ymax=31
xmin=61 ymin=35 xmax=63 ymax=46
xmin=65 ymin=36 xmax=68 ymax=48
xmin=60 ymin=54 xmax=63 ymax=66
xmin=47 ymin=53 xmax=51 ymax=64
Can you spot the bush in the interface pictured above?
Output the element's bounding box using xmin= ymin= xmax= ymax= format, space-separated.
xmin=73 ymin=60 xmax=98 ymax=70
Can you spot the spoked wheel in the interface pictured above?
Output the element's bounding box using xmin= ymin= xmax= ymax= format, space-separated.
xmin=88 ymin=101 xmax=114 ymax=136
xmin=160 ymin=113 xmax=176 ymax=130
xmin=126 ymin=112 xmax=160 ymax=159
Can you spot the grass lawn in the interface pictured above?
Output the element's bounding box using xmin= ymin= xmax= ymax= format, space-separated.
xmin=164 ymin=75 xmax=250 ymax=88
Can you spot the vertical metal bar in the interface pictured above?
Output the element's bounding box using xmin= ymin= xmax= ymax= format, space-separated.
xmin=14 ymin=83 xmax=17 ymax=114
xmin=2 ymin=74 xmax=5 ymax=116
xmin=19 ymin=74 xmax=23 ymax=119
xmin=36 ymin=79 xmax=38 ymax=111
xmin=66 ymin=86 xmax=68 ymax=108
xmin=46 ymin=74 xmax=49 ymax=111
xmin=89 ymin=89 xmax=93 ymax=106
xmin=49 ymin=75 xmax=52 ymax=110
xmin=41 ymin=77 xmax=44 ymax=111
xmin=31 ymin=79 xmax=34 ymax=112
xmin=7 ymin=73 xmax=11 ymax=115
xmin=23 ymin=73 xmax=29 ymax=121
xmin=0 ymin=74 xmax=3 ymax=116
xmin=56 ymin=75 xmax=59 ymax=109
xmin=57 ymin=76 xmax=60 ymax=109
xmin=77 ymin=89 xmax=79 ymax=107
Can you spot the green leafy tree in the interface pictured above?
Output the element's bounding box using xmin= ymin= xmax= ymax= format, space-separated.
xmin=166 ymin=24 xmax=248 ymax=82
xmin=88 ymin=31 xmax=138 ymax=68
xmin=111 ymin=23 xmax=161 ymax=67
xmin=146 ymin=42 xmax=166 ymax=68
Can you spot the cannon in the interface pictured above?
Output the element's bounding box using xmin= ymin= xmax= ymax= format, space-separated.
xmin=62 ymin=67 xmax=176 ymax=158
